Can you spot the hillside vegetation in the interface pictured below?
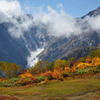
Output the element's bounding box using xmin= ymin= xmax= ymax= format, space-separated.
xmin=0 ymin=49 xmax=100 ymax=100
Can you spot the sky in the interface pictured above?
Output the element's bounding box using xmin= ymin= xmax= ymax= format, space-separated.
xmin=18 ymin=0 xmax=100 ymax=17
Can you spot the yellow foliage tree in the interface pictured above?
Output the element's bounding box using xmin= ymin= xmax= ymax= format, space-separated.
xmin=91 ymin=57 xmax=100 ymax=66
xmin=54 ymin=59 xmax=68 ymax=71
xmin=19 ymin=72 xmax=33 ymax=79
xmin=76 ymin=62 xmax=91 ymax=69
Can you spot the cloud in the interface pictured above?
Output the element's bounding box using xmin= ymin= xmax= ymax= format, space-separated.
xmin=33 ymin=6 xmax=82 ymax=37
xmin=33 ymin=5 xmax=100 ymax=37
xmin=88 ymin=15 xmax=100 ymax=31
xmin=79 ymin=14 xmax=100 ymax=34
xmin=0 ymin=0 xmax=34 ymax=38
xmin=8 ymin=15 xmax=34 ymax=38
xmin=0 ymin=0 xmax=22 ymax=17
xmin=0 ymin=0 xmax=100 ymax=38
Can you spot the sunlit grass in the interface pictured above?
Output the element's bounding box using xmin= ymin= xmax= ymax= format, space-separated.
xmin=0 ymin=74 xmax=100 ymax=100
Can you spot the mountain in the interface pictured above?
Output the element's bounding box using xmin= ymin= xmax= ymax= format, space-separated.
xmin=39 ymin=7 xmax=100 ymax=61
xmin=82 ymin=7 xmax=100 ymax=18
xmin=0 ymin=22 xmax=29 ymax=67
xmin=0 ymin=15 xmax=54 ymax=67
xmin=0 ymin=7 xmax=100 ymax=67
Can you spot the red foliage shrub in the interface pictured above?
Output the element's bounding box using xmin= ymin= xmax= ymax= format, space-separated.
xmin=41 ymin=71 xmax=53 ymax=77
xmin=0 ymin=78 xmax=6 ymax=82
xmin=52 ymin=70 xmax=63 ymax=79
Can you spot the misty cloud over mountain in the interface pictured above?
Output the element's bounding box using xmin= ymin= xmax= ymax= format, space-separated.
xmin=0 ymin=0 xmax=100 ymax=67
xmin=1 ymin=0 xmax=100 ymax=38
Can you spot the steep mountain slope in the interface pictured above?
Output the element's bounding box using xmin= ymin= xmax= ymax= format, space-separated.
xmin=0 ymin=7 xmax=100 ymax=67
xmin=82 ymin=7 xmax=100 ymax=18
xmin=0 ymin=22 xmax=29 ymax=67
xmin=39 ymin=7 xmax=100 ymax=61
xmin=0 ymin=15 xmax=53 ymax=67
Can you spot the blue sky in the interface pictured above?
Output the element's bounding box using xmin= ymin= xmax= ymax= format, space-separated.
xmin=18 ymin=0 xmax=100 ymax=17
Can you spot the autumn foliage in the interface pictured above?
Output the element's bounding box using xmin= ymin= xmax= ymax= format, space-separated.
xmin=0 ymin=49 xmax=100 ymax=86
xmin=19 ymin=72 xmax=33 ymax=79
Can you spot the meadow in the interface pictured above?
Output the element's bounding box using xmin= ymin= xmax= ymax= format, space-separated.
xmin=0 ymin=73 xmax=100 ymax=100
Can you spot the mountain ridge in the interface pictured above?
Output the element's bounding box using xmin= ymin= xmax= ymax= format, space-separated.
xmin=39 ymin=7 xmax=100 ymax=62
xmin=0 ymin=7 xmax=100 ymax=67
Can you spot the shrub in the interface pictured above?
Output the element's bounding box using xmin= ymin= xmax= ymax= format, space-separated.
xmin=89 ymin=49 xmax=100 ymax=57
xmin=62 ymin=72 xmax=76 ymax=77
xmin=76 ymin=67 xmax=98 ymax=75
xmin=54 ymin=59 xmax=68 ymax=70
xmin=96 ymin=65 xmax=100 ymax=70
xmin=62 ymin=72 xmax=69 ymax=77
xmin=36 ymin=76 xmax=46 ymax=82
xmin=0 ymin=78 xmax=6 ymax=81
xmin=76 ymin=62 xmax=91 ymax=69
xmin=15 ymin=78 xmax=37 ymax=86
xmin=0 ymin=77 xmax=38 ymax=87
xmin=0 ymin=77 xmax=21 ymax=87
xmin=29 ymin=61 xmax=49 ymax=74
xmin=19 ymin=72 xmax=33 ymax=78
xmin=0 ymin=81 xmax=13 ymax=87
xmin=52 ymin=70 xmax=63 ymax=80
xmin=41 ymin=71 xmax=53 ymax=80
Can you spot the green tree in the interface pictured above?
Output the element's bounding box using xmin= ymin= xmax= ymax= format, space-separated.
xmin=67 ymin=58 xmax=76 ymax=67
xmin=89 ymin=49 xmax=100 ymax=57
xmin=29 ymin=61 xmax=49 ymax=74
xmin=46 ymin=62 xmax=54 ymax=71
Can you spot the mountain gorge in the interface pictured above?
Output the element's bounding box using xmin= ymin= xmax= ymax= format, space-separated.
xmin=0 ymin=7 xmax=100 ymax=67
xmin=0 ymin=15 xmax=54 ymax=67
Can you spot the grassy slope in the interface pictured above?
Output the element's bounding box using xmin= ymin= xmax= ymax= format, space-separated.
xmin=0 ymin=74 xmax=100 ymax=100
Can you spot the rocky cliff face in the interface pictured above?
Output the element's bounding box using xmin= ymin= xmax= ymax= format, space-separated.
xmin=39 ymin=7 xmax=100 ymax=61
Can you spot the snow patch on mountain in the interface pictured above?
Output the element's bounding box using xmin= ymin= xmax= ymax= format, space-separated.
xmin=27 ymin=48 xmax=44 ymax=67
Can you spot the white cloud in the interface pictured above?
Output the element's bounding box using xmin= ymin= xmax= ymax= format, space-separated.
xmin=88 ymin=15 xmax=100 ymax=31
xmin=0 ymin=0 xmax=22 ymax=17
xmin=33 ymin=6 xmax=81 ymax=37
xmin=0 ymin=0 xmax=34 ymax=38
xmin=8 ymin=15 xmax=34 ymax=38
xmin=0 ymin=0 xmax=100 ymax=38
